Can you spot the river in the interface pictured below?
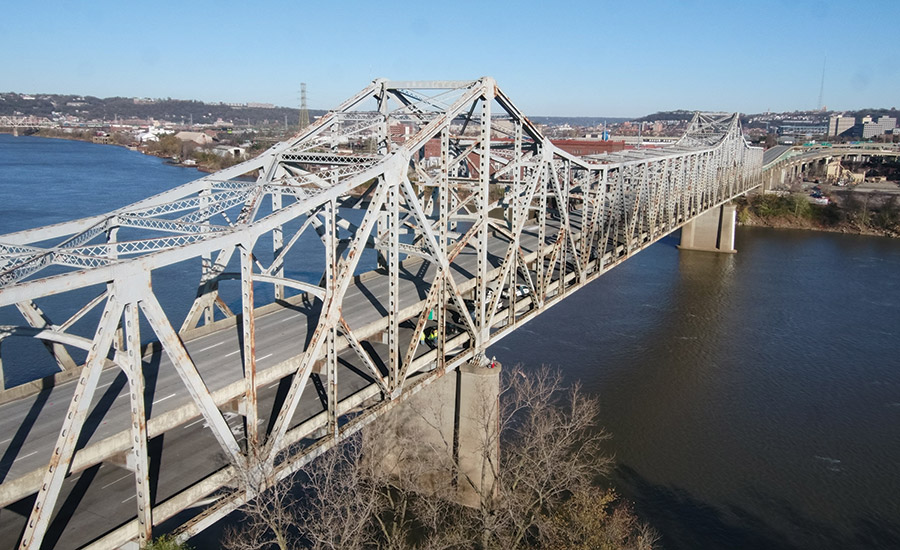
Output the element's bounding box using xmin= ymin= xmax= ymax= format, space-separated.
xmin=490 ymin=227 xmax=900 ymax=549
xmin=2 ymin=134 xmax=899 ymax=549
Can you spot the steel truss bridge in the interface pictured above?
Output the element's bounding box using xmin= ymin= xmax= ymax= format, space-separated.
xmin=0 ymin=117 xmax=53 ymax=134
xmin=0 ymin=78 xmax=762 ymax=549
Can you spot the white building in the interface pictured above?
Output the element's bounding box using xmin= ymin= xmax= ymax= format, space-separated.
xmin=828 ymin=114 xmax=855 ymax=136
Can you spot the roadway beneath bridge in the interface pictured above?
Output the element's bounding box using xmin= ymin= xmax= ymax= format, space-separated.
xmin=0 ymin=215 xmax=565 ymax=549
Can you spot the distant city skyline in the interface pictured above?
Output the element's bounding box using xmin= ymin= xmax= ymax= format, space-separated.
xmin=3 ymin=0 xmax=898 ymax=118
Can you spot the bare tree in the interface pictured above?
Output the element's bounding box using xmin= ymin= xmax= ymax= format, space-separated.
xmin=222 ymin=448 xmax=298 ymax=550
xmin=222 ymin=365 xmax=656 ymax=550
xmin=294 ymin=438 xmax=380 ymax=550
xmin=482 ymin=367 xmax=615 ymax=549
xmin=542 ymin=488 xmax=659 ymax=550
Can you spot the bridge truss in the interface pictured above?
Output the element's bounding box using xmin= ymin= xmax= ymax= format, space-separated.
xmin=0 ymin=78 xmax=762 ymax=549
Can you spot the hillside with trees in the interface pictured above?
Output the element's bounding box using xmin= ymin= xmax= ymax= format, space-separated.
xmin=0 ymin=92 xmax=324 ymax=126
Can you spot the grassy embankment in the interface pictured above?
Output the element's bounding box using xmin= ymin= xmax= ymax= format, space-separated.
xmin=736 ymin=193 xmax=900 ymax=238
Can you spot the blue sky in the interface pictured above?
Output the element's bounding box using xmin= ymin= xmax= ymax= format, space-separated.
xmin=2 ymin=0 xmax=897 ymax=117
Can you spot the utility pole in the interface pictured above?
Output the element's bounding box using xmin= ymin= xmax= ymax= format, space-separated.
xmin=300 ymin=83 xmax=309 ymax=130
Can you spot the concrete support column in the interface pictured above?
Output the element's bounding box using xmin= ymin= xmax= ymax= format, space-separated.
xmin=679 ymin=203 xmax=737 ymax=253
xmin=365 ymin=361 xmax=501 ymax=507
xmin=455 ymin=362 xmax=500 ymax=507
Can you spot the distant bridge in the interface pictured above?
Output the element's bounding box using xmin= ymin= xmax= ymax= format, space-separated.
xmin=762 ymin=144 xmax=900 ymax=189
xmin=0 ymin=78 xmax=762 ymax=549
xmin=0 ymin=116 xmax=54 ymax=136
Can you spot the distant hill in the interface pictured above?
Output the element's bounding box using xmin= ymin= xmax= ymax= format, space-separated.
xmin=0 ymin=92 xmax=325 ymax=126
xmin=635 ymin=110 xmax=696 ymax=122
xmin=530 ymin=116 xmax=632 ymax=127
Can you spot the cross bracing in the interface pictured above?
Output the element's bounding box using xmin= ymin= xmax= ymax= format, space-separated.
xmin=0 ymin=78 xmax=762 ymax=550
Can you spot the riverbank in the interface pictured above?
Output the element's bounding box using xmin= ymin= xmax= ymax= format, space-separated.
xmin=3 ymin=129 xmax=240 ymax=173
xmin=736 ymin=193 xmax=900 ymax=239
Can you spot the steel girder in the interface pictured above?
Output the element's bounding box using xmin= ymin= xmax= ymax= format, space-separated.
xmin=0 ymin=78 xmax=762 ymax=550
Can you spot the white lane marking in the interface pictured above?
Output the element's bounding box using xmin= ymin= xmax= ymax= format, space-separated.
xmin=258 ymin=353 xmax=273 ymax=362
xmin=102 ymin=473 xmax=133 ymax=489
xmin=273 ymin=313 xmax=301 ymax=325
xmin=267 ymin=383 xmax=280 ymax=390
xmin=122 ymin=494 xmax=137 ymax=503
xmin=0 ymin=437 xmax=11 ymax=445
xmin=97 ymin=380 xmax=115 ymax=390
xmin=152 ymin=393 xmax=176 ymax=405
xmin=183 ymin=417 xmax=205 ymax=430
xmin=197 ymin=341 xmax=225 ymax=353
xmin=225 ymin=350 xmax=240 ymax=357
xmin=13 ymin=451 xmax=37 ymax=463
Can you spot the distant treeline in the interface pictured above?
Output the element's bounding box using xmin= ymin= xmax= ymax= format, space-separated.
xmin=0 ymin=93 xmax=325 ymax=126
xmin=530 ymin=116 xmax=632 ymax=126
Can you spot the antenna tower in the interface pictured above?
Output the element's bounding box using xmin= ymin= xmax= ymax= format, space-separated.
xmin=300 ymin=83 xmax=310 ymax=129
xmin=817 ymin=56 xmax=826 ymax=111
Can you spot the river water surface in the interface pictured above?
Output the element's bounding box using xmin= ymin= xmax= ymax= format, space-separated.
xmin=490 ymin=226 xmax=900 ymax=549
xmin=3 ymin=134 xmax=899 ymax=549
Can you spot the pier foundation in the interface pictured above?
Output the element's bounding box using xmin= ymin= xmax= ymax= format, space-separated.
xmin=365 ymin=361 xmax=500 ymax=507
xmin=679 ymin=203 xmax=737 ymax=253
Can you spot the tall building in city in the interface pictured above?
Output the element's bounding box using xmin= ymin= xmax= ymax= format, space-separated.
xmin=862 ymin=115 xmax=897 ymax=138
xmin=828 ymin=114 xmax=855 ymax=136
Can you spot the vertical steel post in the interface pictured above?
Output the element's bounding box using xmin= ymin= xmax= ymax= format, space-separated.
xmin=436 ymin=125 xmax=450 ymax=370
xmin=508 ymin=118 xmax=523 ymax=325
xmin=536 ymin=163 xmax=547 ymax=305
xmin=199 ymin=185 xmax=214 ymax=326
xmin=272 ymin=190 xmax=284 ymax=301
xmin=387 ymin=176 xmax=400 ymax=391
xmin=124 ymin=302 xmax=153 ymax=546
xmin=240 ymin=243 xmax=258 ymax=448
xmin=475 ymin=85 xmax=492 ymax=350
xmin=19 ymin=296 xmax=122 ymax=550
xmin=324 ymin=200 xmax=338 ymax=435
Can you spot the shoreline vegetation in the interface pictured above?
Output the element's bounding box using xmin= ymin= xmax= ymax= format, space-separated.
xmin=736 ymin=193 xmax=900 ymax=239
xmin=6 ymin=131 xmax=899 ymax=239
xmin=3 ymin=128 xmax=255 ymax=174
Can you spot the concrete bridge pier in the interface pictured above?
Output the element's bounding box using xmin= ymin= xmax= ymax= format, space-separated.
xmin=365 ymin=361 xmax=500 ymax=507
xmin=678 ymin=203 xmax=737 ymax=253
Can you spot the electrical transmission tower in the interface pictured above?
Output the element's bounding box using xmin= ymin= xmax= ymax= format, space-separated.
xmin=300 ymin=82 xmax=310 ymax=130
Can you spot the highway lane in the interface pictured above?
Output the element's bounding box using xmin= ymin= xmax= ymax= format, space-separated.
xmin=0 ymin=218 xmax=560 ymax=548
xmin=762 ymin=145 xmax=792 ymax=167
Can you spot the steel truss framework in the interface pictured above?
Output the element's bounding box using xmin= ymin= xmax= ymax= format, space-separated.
xmin=0 ymin=78 xmax=763 ymax=549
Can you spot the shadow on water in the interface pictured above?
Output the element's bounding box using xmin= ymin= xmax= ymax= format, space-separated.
xmin=617 ymin=464 xmax=900 ymax=550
